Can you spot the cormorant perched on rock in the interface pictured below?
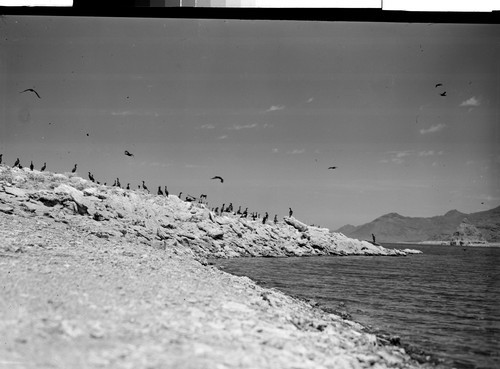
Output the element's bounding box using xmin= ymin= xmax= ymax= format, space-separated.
xmin=274 ymin=215 xmax=278 ymax=224
xmin=40 ymin=162 xmax=46 ymax=171
xmin=214 ymin=207 xmax=219 ymax=214
xmin=221 ymin=204 xmax=225 ymax=213
xmin=237 ymin=206 xmax=241 ymax=215
xmin=211 ymin=176 xmax=224 ymax=183
xmin=142 ymin=181 xmax=148 ymax=191
xmin=18 ymin=163 xmax=23 ymax=169
xmin=0 ymin=154 xmax=2 ymax=164
xmin=242 ymin=208 xmax=248 ymax=218
xmin=20 ymin=88 xmax=41 ymax=99
xmin=289 ymin=207 xmax=293 ymax=217
xmin=116 ymin=178 xmax=121 ymax=188
xmin=112 ymin=179 xmax=117 ymax=187
xmin=164 ymin=186 xmax=169 ymax=197
xmin=14 ymin=158 xmax=20 ymax=167
xmin=124 ymin=150 xmax=134 ymax=157
xmin=71 ymin=164 xmax=77 ymax=173
xmin=88 ymin=172 xmax=95 ymax=182
xmin=29 ymin=161 xmax=34 ymax=171
xmin=262 ymin=212 xmax=268 ymax=224
xmin=157 ymin=186 xmax=164 ymax=196
xmin=178 ymin=192 xmax=182 ymax=199
xmin=126 ymin=183 xmax=130 ymax=190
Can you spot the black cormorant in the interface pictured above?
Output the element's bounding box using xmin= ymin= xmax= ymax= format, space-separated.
xmin=14 ymin=158 xmax=20 ymax=167
xmin=29 ymin=161 xmax=34 ymax=171
xmin=124 ymin=150 xmax=134 ymax=157
xmin=71 ymin=164 xmax=77 ymax=173
xmin=158 ymin=186 xmax=164 ymax=196
xmin=20 ymin=88 xmax=41 ymax=99
xmin=40 ymin=162 xmax=46 ymax=171
xmin=211 ymin=176 xmax=224 ymax=183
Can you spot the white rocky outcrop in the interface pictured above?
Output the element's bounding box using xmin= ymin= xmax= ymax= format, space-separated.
xmin=0 ymin=165 xmax=415 ymax=260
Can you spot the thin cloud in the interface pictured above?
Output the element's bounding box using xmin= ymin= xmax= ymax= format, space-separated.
xmin=228 ymin=123 xmax=258 ymax=130
xmin=460 ymin=96 xmax=480 ymax=107
xmin=199 ymin=124 xmax=215 ymax=129
xmin=264 ymin=105 xmax=285 ymax=113
xmin=387 ymin=150 xmax=411 ymax=158
xmin=286 ymin=149 xmax=305 ymax=154
xmin=111 ymin=110 xmax=133 ymax=116
xmin=420 ymin=123 xmax=446 ymax=135
xmin=272 ymin=148 xmax=279 ymax=153
xmin=217 ymin=135 xmax=228 ymax=140
xmin=418 ymin=150 xmax=435 ymax=157
xmin=110 ymin=110 xmax=159 ymax=117
xmin=306 ymin=97 xmax=314 ymax=103
xmin=382 ymin=150 xmax=411 ymax=165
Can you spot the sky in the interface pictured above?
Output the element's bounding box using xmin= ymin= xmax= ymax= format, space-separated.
xmin=1 ymin=16 xmax=499 ymax=230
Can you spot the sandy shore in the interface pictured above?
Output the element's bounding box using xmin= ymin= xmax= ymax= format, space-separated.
xmin=0 ymin=166 xmax=433 ymax=369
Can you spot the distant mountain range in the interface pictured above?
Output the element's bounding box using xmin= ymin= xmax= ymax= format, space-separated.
xmin=335 ymin=206 xmax=500 ymax=243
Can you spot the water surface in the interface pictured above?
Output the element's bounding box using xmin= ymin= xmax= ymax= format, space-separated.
xmin=215 ymin=244 xmax=500 ymax=369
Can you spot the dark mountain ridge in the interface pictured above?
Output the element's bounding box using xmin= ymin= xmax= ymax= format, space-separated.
xmin=335 ymin=206 xmax=500 ymax=243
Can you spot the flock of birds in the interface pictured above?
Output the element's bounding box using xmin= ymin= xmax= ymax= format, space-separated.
xmin=0 ymin=151 xmax=298 ymax=226
xmin=10 ymin=86 xmax=348 ymax=226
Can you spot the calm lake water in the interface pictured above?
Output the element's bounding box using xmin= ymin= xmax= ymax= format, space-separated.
xmin=215 ymin=244 xmax=500 ymax=369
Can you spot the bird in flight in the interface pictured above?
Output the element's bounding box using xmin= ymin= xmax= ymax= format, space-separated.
xmin=124 ymin=150 xmax=134 ymax=157
xmin=328 ymin=166 xmax=337 ymax=170
xmin=435 ymin=83 xmax=443 ymax=88
xmin=211 ymin=176 xmax=224 ymax=183
xmin=20 ymin=88 xmax=41 ymax=99
xmin=440 ymin=92 xmax=447 ymax=97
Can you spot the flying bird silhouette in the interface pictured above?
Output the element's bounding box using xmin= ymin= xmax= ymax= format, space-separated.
xmin=435 ymin=83 xmax=443 ymax=88
xmin=211 ymin=176 xmax=224 ymax=183
xmin=440 ymin=92 xmax=447 ymax=97
xmin=20 ymin=88 xmax=41 ymax=99
xmin=124 ymin=150 xmax=134 ymax=157
xmin=328 ymin=166 xmax=337 ymax=170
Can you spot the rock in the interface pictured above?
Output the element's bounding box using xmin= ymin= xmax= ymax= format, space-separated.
xmin=284 ymin=216 xmax=308 ymax=232
xmin=0 ymin=204 xmax=14 ymax=214
xmin=54 ymin=184 xmax=94 ymax=216
xmin=450 ymin=218 xmax=487 ymax=245
xmin=3 ymin=186 xmax=27 ymax=198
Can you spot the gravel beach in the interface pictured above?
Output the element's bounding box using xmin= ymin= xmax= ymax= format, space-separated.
xmin=0 ymin=165 xmax=430 ymax=369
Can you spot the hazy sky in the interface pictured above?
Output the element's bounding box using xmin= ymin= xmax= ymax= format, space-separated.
xmin=1 ymin=16 xmax=499 ymax=229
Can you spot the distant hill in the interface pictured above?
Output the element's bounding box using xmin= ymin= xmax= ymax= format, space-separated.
xmin=334 ymin=206 xmax=500 ymax=243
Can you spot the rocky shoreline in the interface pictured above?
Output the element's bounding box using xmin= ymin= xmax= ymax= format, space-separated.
xmin=0 ymin=164 xmax=431 ymax=369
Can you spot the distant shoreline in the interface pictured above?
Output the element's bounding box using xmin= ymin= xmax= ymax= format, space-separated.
xmin=386 ymin=241 xmax=500 ymax=248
